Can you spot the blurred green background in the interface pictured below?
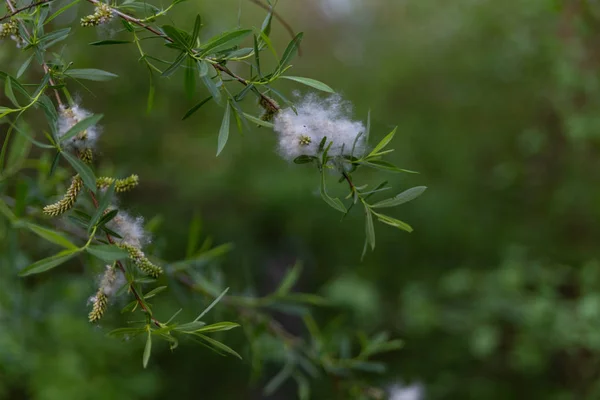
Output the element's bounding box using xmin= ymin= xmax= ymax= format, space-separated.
xmin=4 ymin=0 xmax=600 ymax=398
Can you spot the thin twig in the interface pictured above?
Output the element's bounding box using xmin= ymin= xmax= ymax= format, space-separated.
xmin=246 ymin=0 xmax=302 ymax=56
xmin=0 ymin=0 xmax=53 ymax=23
xmin=85 ymin=0 xmax=281 ymax=112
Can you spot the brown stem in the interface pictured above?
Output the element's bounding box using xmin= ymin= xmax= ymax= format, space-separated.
xmin=4 ymin=0 xmax=62 ymax=106
xmin=0 ymin=0 xmax=54 ymax=23
xmin=85 ymin=0 xmax=281 ymax=112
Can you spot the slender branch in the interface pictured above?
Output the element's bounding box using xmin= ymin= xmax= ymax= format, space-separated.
xmin=246 ymin=0 xmax=302 ymax=56
xmin=0 ymin=0 xmax=53 ymax=23
xmin=85 ymin=0 xmax=281 ymax=112
xmin=4 ymin=0 xmax=62 ymax=106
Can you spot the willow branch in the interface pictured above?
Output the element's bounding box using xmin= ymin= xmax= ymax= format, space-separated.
xmin=85 ymin=0 xmax=281 ymax=112
xmin=0 ymin=0 xmax=53 ymax=23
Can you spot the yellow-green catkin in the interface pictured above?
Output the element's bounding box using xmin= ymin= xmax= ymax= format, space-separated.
xmin=119 ymin=243 xmax=163 ymax=278
xmin=78 ymin=148 xmax=94 ymax=165
xmin=89 ymin=292 xmax=108 ymax=322
xmin=43 ymin=175 xmax=83 ymax=216
xmin=0 ymin=20 xmax=18 ymax=39
xmin=259 ymin=96 xmax=279 ymax=122
xmin=96 ymin=175 xmax=139 ymax=193
xmin=80 ymin=3 xmax=113 ymax=27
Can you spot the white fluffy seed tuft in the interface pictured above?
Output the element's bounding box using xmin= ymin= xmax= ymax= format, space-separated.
xmin=99 ymin=265 xmax=125 ymax=297
xmin=58 ymin=104 xmax=101 ymax=150
xmin=273 ymin=93 xmax=366 ymax=162
xmin=107 ymin=211 xmax=149 ymax=249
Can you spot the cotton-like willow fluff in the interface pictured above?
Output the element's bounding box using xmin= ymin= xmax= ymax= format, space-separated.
xmin=89 ymin=265 xmax=125 ymax=322
xmin=273 ymin=94 xmax=366 ymax=161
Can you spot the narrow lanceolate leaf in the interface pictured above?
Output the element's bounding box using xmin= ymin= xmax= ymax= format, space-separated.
xmin=216 ymin=103 xmax=231 ymax=156
xmin=276 ymin=262 xmax=302 ymax=295
xmin=373 ymin=212 xmax=413 ymax=233
xmin=184 ymin=57 xmax=196 ymax=99
xmin=161 ymin=25 xmax=191 ymax=50
xmin=368 ymin=127 xmax=397 ymax=157
xmin=89 ymin=40 xmax=132 ymax=46
xmin=61 ymin=151 xmax=97 ymax=193
xmin=365 ymin=207 xmax=375 ymax=250
xmin=193 ymin=333 xmax=242 ymax=359
xmin=194 ymin=322 xmax=240 ymax=333
xmin=89 ymin=181 xmax=115 ymax=232
xmin=182 ymin=96 xmax=212 ymax=120
xmin=199 ymin=29 xmax=252 ymax=56
xmin=280 ymin=76 xmax=334 ymax=93
xmin=66 ymin=68 xmax=118 ymax=81
xmin=4 ymin=77 xmax=19 ymax=107
xmin=162 ymin=52 xmax=186 ymax=77
xmin=372 ymin=186 xmax=427 ymax=208
xmin=143 ymin=331 xmax=152 ymax=368
xmin=278 ymin=32 xmax=303 ymax=71
xmin=19 ymin=249 xmax=81 ymax=276
xmin=24 ymin=223 xmax=78 ymax=250
xmin=190 ymin=15 xmax=202 ymax=45
xmin=60 ymin=114 xmax=103 ymax=143
xmin=194 ymin=287 xmax=229 ymax=322
xmin=320 ymin=172 xmax=346 ymax=213
xmin=201 ymin=74 xmax=222 ymax=104
xmin=242 ymin=113 xmax=274 ymax=128
xmin=86 ymin=244 xmax=129 ymax=262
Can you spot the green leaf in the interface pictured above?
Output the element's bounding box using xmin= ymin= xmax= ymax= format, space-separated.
xmin=186 ymin=213 xmax=202 ymax=258
xmin=276 ymin=262 xmax=302 ymax=295
xmin=161 ymin=25 xmax=191 ymax=50
xmin=280 ymin=76 xmax=334 ymax=93
xmin=88 ymin=181 xmax=115 ymax=232
xmin=143 ymin=331 xmax=152 ymax=368
xmin=38 ymin=28 xmax=71 ymax=49
xmin=320 ymin=172 xmax=346 ymax=213
xmin=216 ymin=103 xmax=231 ymax=156
xmin=173 ymin=321 xmax=206 ymax=332
xmin=66 ymin=68 xmax=118 ymax=81
xmin=24 ymin=223 xmax=78 ymax=250
xmin=19 ymin=249 xmax=80 ymax=276
xmin=194 ymin=321 xmax=240 ymax=333
xmin=162 ymin=55 xmax=186 ymax=79
xmin=372 ymin=186 xmax=427 ymax=208
xmin=241 ymin=112 xmax=273 ymax=128
xmin=144 ymin=286 xmax=167 ymax=299
xmin=200 ymin=74 xmax=222 ymax=104
xmin=293 ymin=155 xmax=317 ymax=164
xmin=61 ymin=151 xmax=96 ymax=192
xmin=89 ymin=40 xmax=132 ymax=46
xmin=194 ymin=287 xmax=229 ymax=322
xmin=184 ymin=57 xmax=196 ymax=99
xmin=367 ymin=127 xmax=396 ymax=157
xmin=264 ymin=363 xmax=294 ymax=395
xmin=278 ymin=32 xmax=303 ymax=71
xmin=190 ymin=15 xmax=202 ymax=45
xmin=199 ymin=29 xmax=252 ymax=56
xmin=182 ymin=96 xmax=212 ymax=120
xmin=16 ymin=54 xmax=33 ymax=78
xmin=253 ymin=34 xmax=261 ymax=75
xmin=47 ymin=0 xmax=81 ymax=23
xmin=373 ymin=212 xmax=413 ymax=233
xmin=59 ymin=114 xmax=103 ymax=143
xmin=5 ymin=77 xmax=19 ymax=107
xmin=365 ymin=206 xmax=375 ymax=250
xmin=364 ymin=160 xmax=417 ymax=173
xmin=86 ymin=244 xmax=129 ymax=262
xmin=192 ymin=333 xmax=242 ymax=359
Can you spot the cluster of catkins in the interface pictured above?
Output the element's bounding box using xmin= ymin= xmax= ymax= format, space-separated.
xmin=80 ymin=3 xmax=113 ymax=27
xmin=0 ymin=19 xmax=24 ymax=48
xmin=42 ymin=103 xmax=161 ymax=322
xmin=271 ymin=93 xmax=366 ymax=162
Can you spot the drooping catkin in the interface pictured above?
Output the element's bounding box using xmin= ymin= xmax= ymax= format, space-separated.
xmin=118 ymin=243 xmax=163 ymax=278
xmin=43 ymin=175 xmax=83 ymax=216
